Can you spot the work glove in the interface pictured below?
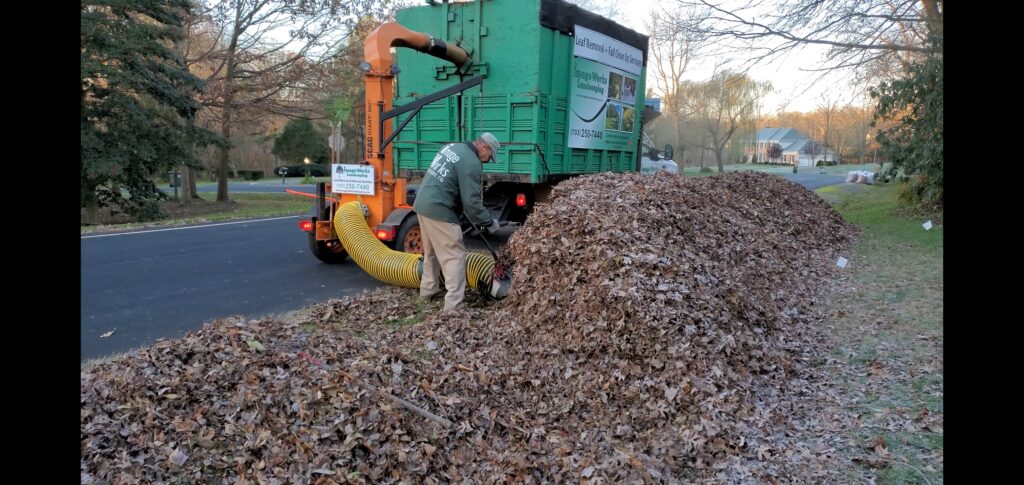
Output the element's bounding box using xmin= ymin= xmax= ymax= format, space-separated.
xmin=485 ymin=219 xmax=501 ymax=234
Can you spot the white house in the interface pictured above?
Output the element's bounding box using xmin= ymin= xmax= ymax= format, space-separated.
xmin=749 ymin=127 xmax=837 ymax=167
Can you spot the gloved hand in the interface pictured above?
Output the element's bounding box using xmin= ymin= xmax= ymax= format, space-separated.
xmin=485 ymin=219 xmax=501 ymax=234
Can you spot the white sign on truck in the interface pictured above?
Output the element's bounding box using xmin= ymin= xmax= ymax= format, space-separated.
xmin=567 ymin=26 xmax=644 ymax=151
xmin=331 ymin=164 xmax=375 ymax=195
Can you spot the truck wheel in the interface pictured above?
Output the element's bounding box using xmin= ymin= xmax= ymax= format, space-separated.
xmin=309 ymin=233 xmax=348 ymax=263
xmin=395 ymin=215 xmax=423 ymax=254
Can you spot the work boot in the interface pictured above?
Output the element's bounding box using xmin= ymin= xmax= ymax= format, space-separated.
xmin=441 ymin=303 xmax=465 ymax=314
xmin=418 ymin=292 xmax=441 ymax=304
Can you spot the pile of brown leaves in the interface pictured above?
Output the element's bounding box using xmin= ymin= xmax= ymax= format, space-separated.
xmin=82 ymin=172 xmax=857 ymax=483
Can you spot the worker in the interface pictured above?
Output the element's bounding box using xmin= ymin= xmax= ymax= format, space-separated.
xmin=413 ymin=133 xmax=502 ymax=312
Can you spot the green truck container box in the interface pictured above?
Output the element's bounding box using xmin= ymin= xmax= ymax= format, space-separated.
xmin=393 ymin=0 xmax=650 ymax=184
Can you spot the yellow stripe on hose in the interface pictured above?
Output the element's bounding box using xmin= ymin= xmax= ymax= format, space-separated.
xmin=333 ymin=201 xmax=494 ymax=290
xmin=334 ymin=201 xmax=421 ymax=288
xmin=466 ymin=252 xmax=494 ymax=290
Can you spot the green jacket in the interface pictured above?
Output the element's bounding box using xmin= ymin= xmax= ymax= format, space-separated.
xmin=413 ymin=142 xmax=492 ymax=226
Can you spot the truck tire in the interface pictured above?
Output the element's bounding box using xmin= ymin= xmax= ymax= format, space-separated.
xmin=395 ymin=214 xmax=423 ymax=254
xmin=309 ymin=233 xmax=348 ymax=263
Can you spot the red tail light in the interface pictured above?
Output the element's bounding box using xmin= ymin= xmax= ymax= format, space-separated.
xmin=299 ymin=220 xmax=313 ymax=232
xmin=515 ymin=193 xmax=527 ymax=207
xmin=376 ymin=227 xmax=395 ymax=241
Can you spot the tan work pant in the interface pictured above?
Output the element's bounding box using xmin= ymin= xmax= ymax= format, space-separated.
xmin=418 ymin=214 xmax=467 ymax=311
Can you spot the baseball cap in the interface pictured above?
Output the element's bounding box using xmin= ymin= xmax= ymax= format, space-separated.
xmin=479 ymin=132 xmax=500 ymax=163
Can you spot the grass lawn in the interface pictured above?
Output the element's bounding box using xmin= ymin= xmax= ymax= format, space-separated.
xmin=815 ymin=183 xmax=943 ymax=483
xmin=81 ymin=193 xmax=313 ymax=234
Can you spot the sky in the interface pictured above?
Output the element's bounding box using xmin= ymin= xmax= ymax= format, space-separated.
xmin=267 ymin=0 xmax=863 ymax=114
xmin=607 ymin=0 xmax=860 ymax=114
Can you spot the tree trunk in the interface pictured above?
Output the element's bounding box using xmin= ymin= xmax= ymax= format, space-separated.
xmin=217 ymin=35 xmax=238 ymax=202
xmin=84 ymin=188 xmax=100 ymax=225
xmin=217 ymin=106 xmax=232 ymax=202
xmin=180 ymin=165 xmax=194 ymax=204
xmin=921 ymin=0 xmax=943 ymax=38
xmin=673 ymin=114 xmax=682 ymax=159
xmin=188 ymin=166 xmax=201 ymax=199
xmin=715 ymin=147 xmax=725 ymax=173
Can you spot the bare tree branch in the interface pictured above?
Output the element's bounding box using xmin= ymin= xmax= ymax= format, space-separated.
xmin=669 ymin=0 xmax=942 ymax=87
xmin=181 ymin=0 xmax=402 ymax=201
xmin=690 ymin=0 xmax=932 ymax=53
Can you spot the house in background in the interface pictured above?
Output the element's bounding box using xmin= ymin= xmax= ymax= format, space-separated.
xmin=748 ymin=127 xmax=836 ymax=167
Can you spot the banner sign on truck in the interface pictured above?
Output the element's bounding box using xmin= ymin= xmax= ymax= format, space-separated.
xmin=568 ymin=25 xmax=643 ymax=151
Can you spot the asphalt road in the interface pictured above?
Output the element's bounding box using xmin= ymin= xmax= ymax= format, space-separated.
xmin=81 ymin=217 xmax=383 ymax=361
xmin=779 ymin=171 xmax=847 ymax=190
